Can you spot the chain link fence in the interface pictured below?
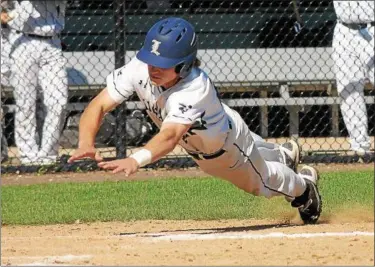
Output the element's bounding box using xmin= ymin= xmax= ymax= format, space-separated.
xmin=1 ymin=0 xmax=374 ymax=173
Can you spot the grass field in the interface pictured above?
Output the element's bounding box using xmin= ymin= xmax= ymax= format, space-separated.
xmin=2 ymin=170 xmax=374 ymax=225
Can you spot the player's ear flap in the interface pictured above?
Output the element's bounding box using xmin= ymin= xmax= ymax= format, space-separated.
xmin=175 ymin=63 xmax=183 ymax=74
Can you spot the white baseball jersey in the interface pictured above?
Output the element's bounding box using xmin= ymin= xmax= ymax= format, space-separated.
xmin=7 ymin=0 xmax=66 ymax=36
xmin=334 ymin=1 xmax=374 ymax=23
xmin=107 ymin=56 xmax=237 ymax=155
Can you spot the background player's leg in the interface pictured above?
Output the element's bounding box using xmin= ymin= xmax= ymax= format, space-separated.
xmin=361 ymin=25 xmax=374 ymax=86
xmin=1 ymin=107 xmax=9 ymax=163
xmin=332 ymin=23 xmax=370 ymax=152
xmin=1 ymin=28 xmax=12 ymax=87
xmin=38 ymin=40 xmax=68 ymax=162
xmin=10 ymin=37 xmax=39 ymax=163
xmin=363 ymin=25 xmax=374 ymax=150
xmin=340 ymin=84 xmax=369 ymax=151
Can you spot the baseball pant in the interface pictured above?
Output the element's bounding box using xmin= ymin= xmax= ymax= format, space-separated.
xmin=332 ymin=22 xmax=374 ymax=151
xmin=1 ymin=27 xmax=12 ymax=87
xmin=10 ymin=33 xmax=68 ymax=163
xmin=195 ymin=111 xmax=306 ymax=199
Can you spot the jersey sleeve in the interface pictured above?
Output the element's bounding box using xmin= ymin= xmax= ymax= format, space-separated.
xmin=163 ymin=92 xmax=204 ymax=125
xmin=106 ymin=57 xmax=137 ymax=103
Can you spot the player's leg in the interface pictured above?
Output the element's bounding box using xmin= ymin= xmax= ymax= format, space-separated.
xmin=255 ymin=140 xmax=300 ymax=172
xmin=365 ymin=26 xmax=374 ymax=87
xmin=0 ymin=107 xmax=9 ymax=163
xmin=196 ymin=109 xmax=321 ymax=223
xmin=332 ymin=23 xmax=370 ymax=153
xmin=363 ymin=25 xmax=374 ymax=151
xmin=10 ymin=36 xmax=39 ymax=163
xmin=228 ymin=107 xmax=300 ymax=170
xmin=1 ymin=28 xmax=12 ymax=87
xmin=197 ymin=130 xmax=321 ymax=223
xmin=38 ymin=39 xmax=68 ymax=163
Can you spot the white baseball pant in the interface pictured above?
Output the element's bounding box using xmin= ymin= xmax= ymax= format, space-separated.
xmin=1 ymin=27 xmax=12 ymax=87
xmin=332 ymin=22 xmax=374 ymax=151
xmin=10 ymin=33 xmax=68 ymax=163
xmin=194 ymin=110 xmax=306 ymax=199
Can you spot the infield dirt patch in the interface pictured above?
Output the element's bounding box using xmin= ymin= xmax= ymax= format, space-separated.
xmin=2 ymin=219 xmax=374 ymax=266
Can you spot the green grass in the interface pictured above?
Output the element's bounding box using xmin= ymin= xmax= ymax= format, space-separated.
xmin=1 ymin=170 xmax=374 ymax=225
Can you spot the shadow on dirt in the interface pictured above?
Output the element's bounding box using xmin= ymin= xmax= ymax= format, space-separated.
xmin=119 ymin=222 xmax=300 ymax=236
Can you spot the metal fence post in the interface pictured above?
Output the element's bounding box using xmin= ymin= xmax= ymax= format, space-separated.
xmin=114 ymin=0 xmax=127 ymax=158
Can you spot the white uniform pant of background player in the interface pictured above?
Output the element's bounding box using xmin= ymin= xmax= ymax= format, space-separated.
xmin=1 ymin=27 xmax=13 ymax=162
xmin=10 ymin=33 xmax=68 ymax=163
xmin=1 ymin=27 xmax=12 ymax=86
xmin=195 ymin=110 xmax=306 ymax=199
xmin=332 ymin=23 xmax=374 ymax=151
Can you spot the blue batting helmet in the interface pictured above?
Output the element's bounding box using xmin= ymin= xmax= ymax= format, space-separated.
xmin=136 ymin=17 xmax=198 ymax=78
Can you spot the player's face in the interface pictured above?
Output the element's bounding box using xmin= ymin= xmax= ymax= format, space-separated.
xmin=148 ymin=65 xmax=179 ymax=88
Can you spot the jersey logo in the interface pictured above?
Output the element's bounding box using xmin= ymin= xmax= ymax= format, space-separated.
xmin=178 ymin=103 xmax=192 ymax=114
xmin=182 ymin=111 xmax=207 ymax=144
xmin=151 ymin=40 xmax=161 ymax=56
xmin=191 ymin=111 xmax=207 ymax=131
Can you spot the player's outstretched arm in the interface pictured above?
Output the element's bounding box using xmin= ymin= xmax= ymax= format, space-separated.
xmin=68 ymin=88 xmax=119 ymax=163
xmin=98 ymin=122 xmax=191 ymax=175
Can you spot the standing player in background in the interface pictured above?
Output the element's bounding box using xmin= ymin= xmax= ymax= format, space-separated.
xmin=69 ymin=17 xmax=322 ymax=224
xmin=7 ymin=0 xmax=68 ymax=164
xmin=332 ymin=1 xmax=374 ymax=155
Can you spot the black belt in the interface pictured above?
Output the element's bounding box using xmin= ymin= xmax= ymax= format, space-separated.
xmin=187 ymin=149 xmax=226 ymax=161
xmin=16 ymin=30 xmax=54 ymax=39
xmin=341 ymin=22 xmax=375 ymax=30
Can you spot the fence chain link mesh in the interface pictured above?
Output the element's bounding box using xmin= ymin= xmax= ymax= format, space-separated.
xmin=1 ymin=0 xmax=374 ymax=173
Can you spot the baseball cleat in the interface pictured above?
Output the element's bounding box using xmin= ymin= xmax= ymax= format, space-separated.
xmin=291 ymin=166 xmax=322 ymax=224
xmin=280 ymin=140 xmax=300 ymax=172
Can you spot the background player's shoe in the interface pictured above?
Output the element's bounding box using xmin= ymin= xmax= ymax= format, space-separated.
xmin=291 ymin=166 xmax=322 ymax=224
xmin=352 ymin=147 xmax=372 ymax=156
xmin=280 ymin=140 xmax=300 ymax=172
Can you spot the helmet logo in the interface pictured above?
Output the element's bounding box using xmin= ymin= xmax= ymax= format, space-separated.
xmin=151 ymin=40 xmax=161 ymax=56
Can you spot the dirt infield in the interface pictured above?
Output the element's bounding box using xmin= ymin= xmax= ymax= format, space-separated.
xmin=2 ymin=219 xmax=374 ymax=266
xmin=1 ymin=163 xmax=374 ymax=266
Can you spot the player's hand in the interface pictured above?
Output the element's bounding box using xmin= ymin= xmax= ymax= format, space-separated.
xmin=98 ymin=158 xmax=139 ymax=176
xmin=68 ymin=146 xmax=103 ymax=163
xmin=1 ymin=11 xmax=16 ymax=24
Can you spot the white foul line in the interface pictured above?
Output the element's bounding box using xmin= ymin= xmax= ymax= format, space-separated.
xmin=148 ymin=231 xmax=374 ymax=241
xmin=4 ymin=254 xmax=92 ymax=266
xmin=4 ymin=231 xmax=374 ymax=243
xmin=3 ymin=231 xmax=373 ymax=265
xmin=5 ymin=231 xmax=372 ymax=241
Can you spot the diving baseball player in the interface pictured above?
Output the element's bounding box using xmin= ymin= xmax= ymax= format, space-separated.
xmin=7 ymin=0 xmax=68 ymax=164
xmin=332 ymin=1 xmax=374 ymax=154
xmin=69 ymin=17 xmax=322 ymax=224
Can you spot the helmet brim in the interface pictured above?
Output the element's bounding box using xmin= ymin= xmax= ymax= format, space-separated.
xmin=136 ymin=48 xmax=181 ymax=68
